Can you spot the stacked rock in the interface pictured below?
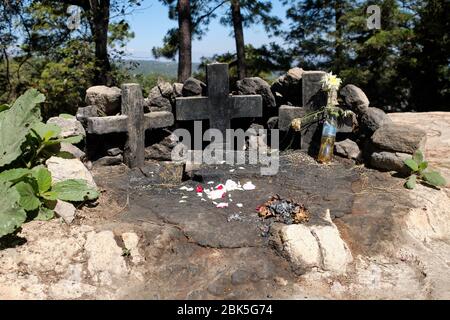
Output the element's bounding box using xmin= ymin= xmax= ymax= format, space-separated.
xmin=339 ymin=84 xmax=427 ymax=173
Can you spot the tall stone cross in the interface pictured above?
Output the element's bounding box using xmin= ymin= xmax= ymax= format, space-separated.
xmin=278 ymin=71 xmax=328 ymax=151
xmin=176 ymin=63 xmax=263 ymax=140
xmin=301 ymin=71 xmax=328 ymax=151
xmin=86 ymin=83 xmax=174 ymax=168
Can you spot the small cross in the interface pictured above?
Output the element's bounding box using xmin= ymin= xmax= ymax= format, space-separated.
xmin=86 ymin=83 xmax=174 ymax=168
xmin=176 ymin=63 xmax=263 ymax=139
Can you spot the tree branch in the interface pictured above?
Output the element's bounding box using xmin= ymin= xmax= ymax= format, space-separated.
xmin=193 ymin=0 xmax=228 ymax=28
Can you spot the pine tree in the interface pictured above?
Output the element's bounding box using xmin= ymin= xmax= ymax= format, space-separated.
xmin=219 ymin=0 xmax=281 ymax=79
xmin=153 ymin=0 xmax=226 ymax=82
xmin=282 ymin=0 xmax=352 ymax=72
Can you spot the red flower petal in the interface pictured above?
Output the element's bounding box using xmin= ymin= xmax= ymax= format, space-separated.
xmin=196 ymin=185 xmax=203 ymax=193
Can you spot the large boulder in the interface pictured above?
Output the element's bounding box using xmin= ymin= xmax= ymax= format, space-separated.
xmin=371 ymin=123 xmax=427 ymax=155
xmin=278 ymin=224 xmax=321 ymax=271
xmin=267 ymin=116 xmax=279 ymax=129
xmin=145 ymin=134 xmax=178 ymax=161
xmin=271 ymin=67 xmax=304 ymax=106
xmin=148 ymin=86 xmax=161 ymax=100
xmin=157 ymin=80 xmax=174 ymax=99
xmin=85 ymin=86 xmax=121 ymax=116
xmin=274 ymin=209 xmax=353 ymax=275
xmin=340 ymin=84 xmax=370 ymax=114
xmin=389 ymin=112 xmax=450 ymax=184
xmin=360 ymin=107 xmax=392 ymax=136
xmin=369 ymin=151 xmax=411 ymax=174
xmin=236 ymin=77 xmax=276 ymax=108
xmin=47 ymin=116 xmax=86 ymax=139
xmin=84 ymin=230 xmax=129 ymax=284
xmin=146 ymin=96 xmax=172 ymax=113
xmin=173 ymin=83 xmax=184 ymax=97
xmin=60 ymin=143 xmax=85 ymax=159
xmin=46 ymin=156 xmax=97 ymax=189
xmin=182 ymin=77 xmax=206 ymax=97
xmin=334 ymin=139 xmax=361 ymax=160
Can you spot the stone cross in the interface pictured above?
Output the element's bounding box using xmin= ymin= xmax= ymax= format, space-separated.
xmin=278 ymin=71 xmax=327 ymax=151
xmin=86 ymin=83 xmax=174 ymax=168
xmin=301 ymin=71 xmax=328 ymax=151
xmin=176 ymin=63 xmax=263 ymax=139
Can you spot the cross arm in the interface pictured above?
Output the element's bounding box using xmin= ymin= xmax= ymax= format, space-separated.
xmin=230 ymin=95 xmax=263 ymax=119
xmin=175 ymin=97 xmax=210 ymax=121
xmin=87 ymin=111 xmax=174 ymax=134
xmin=87 ymin=115 xmax=128 ymax=134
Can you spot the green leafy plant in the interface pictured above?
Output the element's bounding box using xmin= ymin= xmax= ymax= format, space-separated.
xmin=403 ymin=150 xmax=447 ymax=189
xmin=0 ymin=89 xmax=99 ymax=238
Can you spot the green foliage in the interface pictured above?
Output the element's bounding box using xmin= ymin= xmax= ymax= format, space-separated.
xmin=153 ymin=0 xmax=226 ymax=60
xmin=282 ymin=0 xmax=449 ymax=112
xmin=0 ymin=1 xmax=137 ymax=118
xmin=219 ymin=0 xmax=282 ymax=35
xmin=0 ymin=90 xmax=99 ymax=238
xmin=0 ymin=182 xmax=27 ymax=238
xmin=403 ymin=150 xmax=447 ymax=189
xmin=197 ymin=44 xmax=290 ymax=83
xmin=51 ymin=179 xmax=99 ymax=202
xmin=128 ymin=73 xmax=176 ymax=97
xmin=0 ymin=89 xmax=44 ymax=167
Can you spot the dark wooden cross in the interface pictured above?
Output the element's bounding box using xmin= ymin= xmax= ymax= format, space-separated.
xmin=176 ymin=63 xmax=263 ymax=138
xmin=86 ymin=83 xmax=174 ymax=168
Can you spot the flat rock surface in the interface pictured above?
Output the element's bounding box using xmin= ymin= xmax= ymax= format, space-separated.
xmin=389 ymin=112 xmax=450 ymax=186
xmin=2 ymin=112 xmax=450 ymax=300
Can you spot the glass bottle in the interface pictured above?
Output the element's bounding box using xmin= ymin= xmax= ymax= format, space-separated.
xmin=317 ymin=112 xmax=337 ymax=164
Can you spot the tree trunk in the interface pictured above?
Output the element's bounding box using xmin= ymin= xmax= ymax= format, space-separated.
xmin=334 ymin=0 xmax=344 ymax=73
xmin=60 ymin=0 xmax=111 ymax=85
xmin=231 ymin=0 xmax=246 ymax=79
xmin=89 ymin=0 xmax=112 ymax=85
xmin=178 ymin=0 xmax=192 ymax=82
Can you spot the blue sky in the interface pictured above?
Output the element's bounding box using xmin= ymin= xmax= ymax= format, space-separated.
xmin=124 ymin=0 xmax=288 ymax=62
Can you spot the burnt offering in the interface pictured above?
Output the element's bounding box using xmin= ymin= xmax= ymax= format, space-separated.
xmin=258 ymin=195 xmax=310 ymax=225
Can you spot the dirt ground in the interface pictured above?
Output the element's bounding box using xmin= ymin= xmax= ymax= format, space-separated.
xmin=1 ymin=151 xmax=450 ymax=300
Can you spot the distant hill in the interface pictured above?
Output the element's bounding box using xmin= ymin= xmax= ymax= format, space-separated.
xmin=122 ymin=60 xmax=201 ymax=77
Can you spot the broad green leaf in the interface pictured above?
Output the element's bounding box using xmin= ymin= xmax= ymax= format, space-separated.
xmin=59 ymin=135 xmax=83 ymax=144
xmin=34 ymin=206 xmax=55 ymax=221
xmin=0 ymin=89 xmax=44 ymax=167
xmin=31 ymin=122 xmax=61 ymax=142
xmin=31 ymin=167 xmax=52 ymax=193
xmin=15 ymin=181 xmax=41 ymax=211
xmin=0 ymin=183 xmax=27 ymax=237
xmin=52 ymin=179 xmax=99 ymax=202
xmin=422 ymin=171 xmax=447 ymax=187
xmin=55 ymin=151 xmax=75 ymax=159
xmin=404 ymin=175 xmax=417 ymax=189
xmin=42 ymin=191 xmax=58 ymax=201
xmin=0 ymin=168 xmax=31 ymax=184
xmin=412 ymin=150 xmax=424 ymax=164
xmin=404 ymin=158 xmax=419 ymax=172
xmin=45 ymin=135 xmax=83 ymax=146
xmin=0 ymin=104 xmax=10 ymax=112
xmin=418 ymin=161 xmax=428 ymax=173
